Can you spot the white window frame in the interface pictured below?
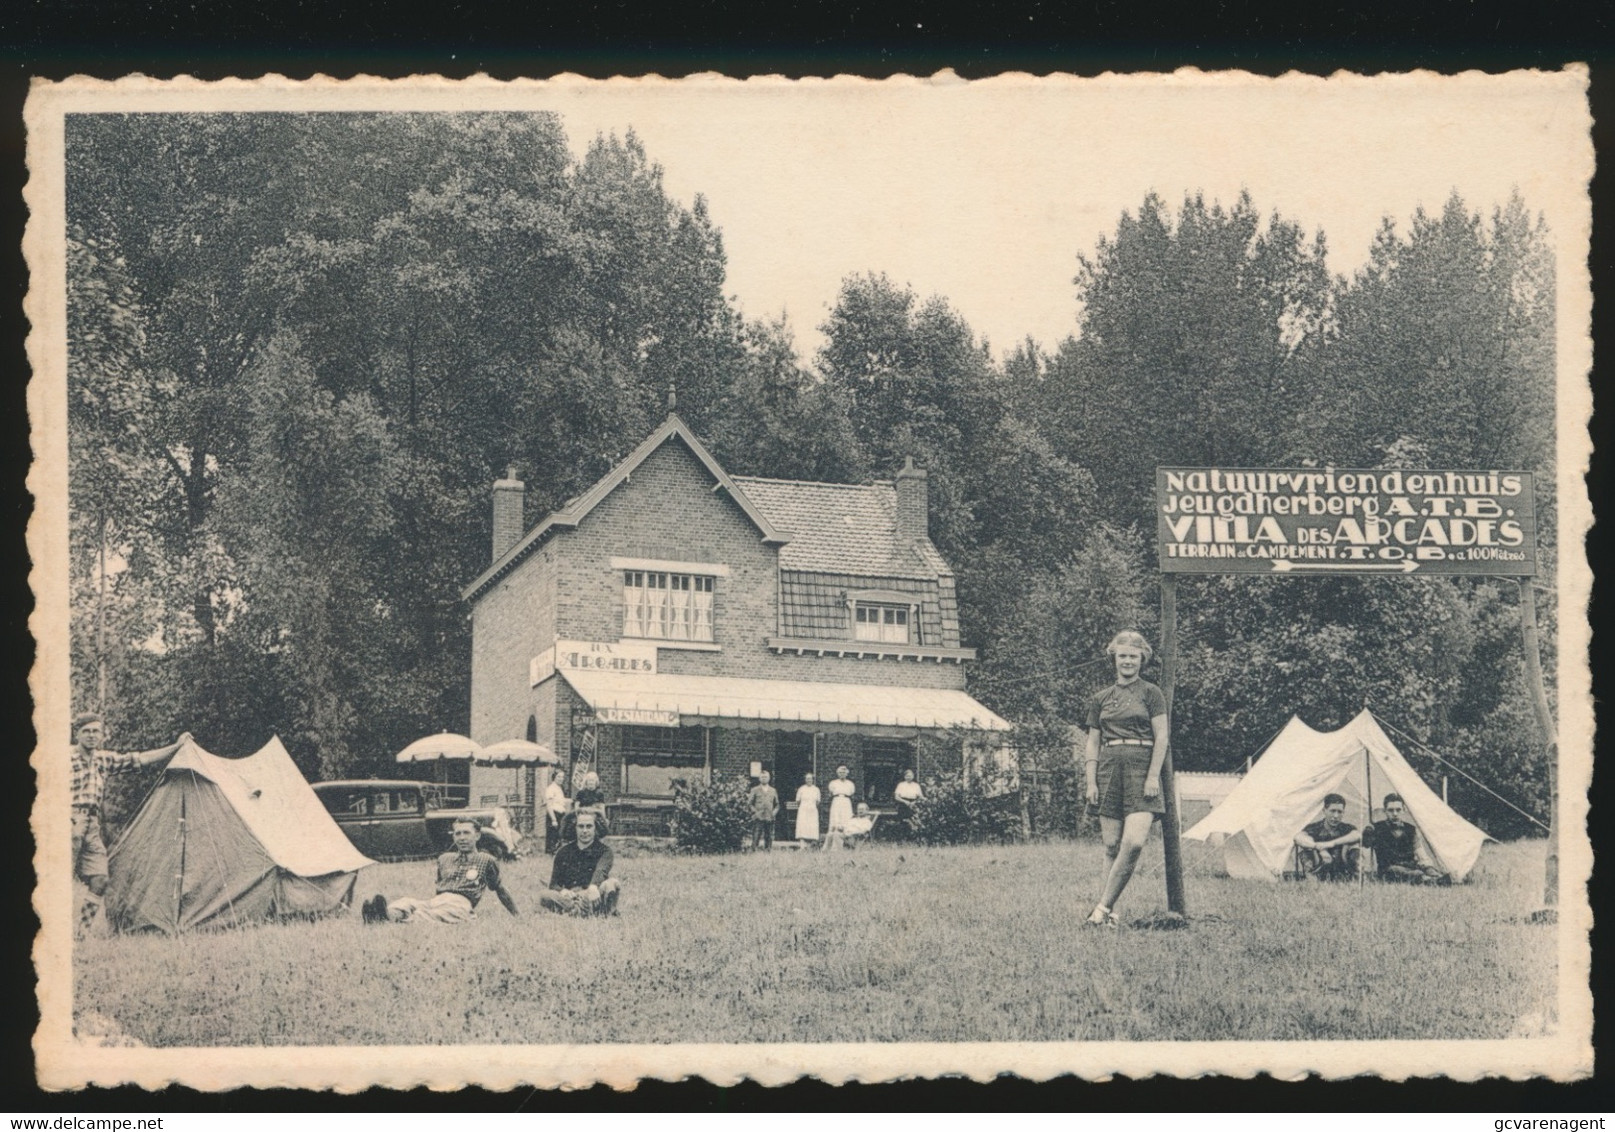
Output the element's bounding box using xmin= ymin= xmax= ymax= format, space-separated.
xmin=848 ymin=591 xmax=919 ymax=645
xmin=621 ymin=569 xmax=717 ymax=643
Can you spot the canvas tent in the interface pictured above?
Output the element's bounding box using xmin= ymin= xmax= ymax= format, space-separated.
xmin=1183 ymin=710 xmax=1491 ymax=882
xmin=106 ymin=736 xmax=374 ymax=934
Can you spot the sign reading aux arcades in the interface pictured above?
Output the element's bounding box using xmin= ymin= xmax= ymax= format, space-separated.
xmin=1155 ymin=467 xmax=1537 ymax=576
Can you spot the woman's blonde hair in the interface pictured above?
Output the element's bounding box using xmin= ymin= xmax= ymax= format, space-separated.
xmin=1106 ymin=631 xmax=1153 ymax=663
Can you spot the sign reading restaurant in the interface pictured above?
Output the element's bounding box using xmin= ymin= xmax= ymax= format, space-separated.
xmin=1155 ymin=467 xmax=1536 ymax=576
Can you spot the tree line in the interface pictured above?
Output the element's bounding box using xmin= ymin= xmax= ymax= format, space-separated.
xmin=66 ymin=112 xmax=1556 ymax=836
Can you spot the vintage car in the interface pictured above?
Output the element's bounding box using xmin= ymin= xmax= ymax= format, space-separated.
xmin=312 ymin=779 xmax=518 ymax=862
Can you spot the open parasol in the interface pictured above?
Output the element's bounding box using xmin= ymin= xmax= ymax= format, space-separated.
xmin=478 ymin=738 xmax=560 ymax=768
xmin=395 ymin=732 xmax=484 ymax=764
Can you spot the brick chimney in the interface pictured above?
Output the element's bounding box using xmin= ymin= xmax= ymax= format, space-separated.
xmin=491 ymin=466 xmax=525 ymax=563
xmin=894 ymin=456 xmax=929 ymax=541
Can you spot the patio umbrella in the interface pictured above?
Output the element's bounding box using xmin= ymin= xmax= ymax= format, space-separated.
xmin=478 ymin=738 xmax=560 ymax=768
xmin=395 ymin=732 xmax=484 ymax=764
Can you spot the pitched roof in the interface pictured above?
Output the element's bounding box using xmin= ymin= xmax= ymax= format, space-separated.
xmin=731 ymin=476 xmax=948 ymax=579
xmin=463 ymin=414 xmax=786 ymax=602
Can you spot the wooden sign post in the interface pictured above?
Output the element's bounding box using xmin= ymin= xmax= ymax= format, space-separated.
xmin=1159 ymin=574 xmax=1187 ymax=915
xmin=1517 ymin=578 xmax=1558 ymax=909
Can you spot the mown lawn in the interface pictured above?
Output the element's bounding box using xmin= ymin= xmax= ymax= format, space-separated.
xmin=73 ymin=836 xmax=1556 ymax=1046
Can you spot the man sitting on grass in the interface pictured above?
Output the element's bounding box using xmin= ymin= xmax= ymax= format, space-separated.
xmin=1294 ymin=793 xmax=1361 ymax=881
xmin=537 ymin=811 xmax=620 ymax=916
xmin=363 ymin=817 xmax=519 ymax=924
xmin=1362 ymin=794 xmax=1451 ymax=885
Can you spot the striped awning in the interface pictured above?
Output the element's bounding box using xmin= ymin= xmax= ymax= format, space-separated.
xmin=558 ymin=670 xmax=1011 ymax=737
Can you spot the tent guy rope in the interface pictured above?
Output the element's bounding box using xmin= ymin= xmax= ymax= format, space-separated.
xmin=1371 ymin=710 xmax=1549 ymax=833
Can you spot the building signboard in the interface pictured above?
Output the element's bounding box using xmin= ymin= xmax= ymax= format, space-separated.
xmin=530 ymin=639 xmax=660 ymax=687
xmin=1155 ymin=467 xmax=1536 ymax=576
xmin=595 ymin=706 xmax=681 ymax=727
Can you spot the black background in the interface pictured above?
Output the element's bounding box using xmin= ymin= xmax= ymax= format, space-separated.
xmin=0 ymin=0 xmax=1609 ymax=1112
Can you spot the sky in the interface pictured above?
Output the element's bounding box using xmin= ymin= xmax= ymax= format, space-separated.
xmin=528 ymin=72 xmax=1586 ymax=361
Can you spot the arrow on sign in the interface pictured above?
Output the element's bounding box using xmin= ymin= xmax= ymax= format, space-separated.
xmin=1270 ymin=559 xmax=1420 ymax=573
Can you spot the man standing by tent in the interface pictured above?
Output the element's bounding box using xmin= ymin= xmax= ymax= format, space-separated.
xmin=364 ymin=817 xmax=519 ymax=924
xmin=71 ymin=712 xmax=189 ymax=933
xmin=1363 ymin=794 xmax=1450 ymax=885
xmin=1293 ymin=793 xmax=1361 ymax=881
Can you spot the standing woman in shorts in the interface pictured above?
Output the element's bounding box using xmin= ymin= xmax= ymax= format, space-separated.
xmin=1082 ymin=630 xmax=1169 ymax=927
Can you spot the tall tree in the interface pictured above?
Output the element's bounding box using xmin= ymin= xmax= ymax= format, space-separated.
xmin=1037 ymin=191 xmax=1331 ymax=531
xmin=67 ymin=113 xmax=750 ymax=774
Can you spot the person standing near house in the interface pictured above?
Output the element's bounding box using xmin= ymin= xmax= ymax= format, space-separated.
xmin=71 ymin=712 xmax=189 ymax=933
xmin=1081 ymin=631 xmax=1170 ymax=928
xmin=748 ymin=770 xmax=779 ymax=851
xmin=565 ymin=769 xmax=606 ymax=841
xmin=794 ymin=772 xmax=822 ymax=845
xmin=824 ymin=764 xmax=856 ymax=847
xmin=893 ymin=769 xmax=924 ymax=832
xmin=543 ymin=767 xmax=569 ymax=854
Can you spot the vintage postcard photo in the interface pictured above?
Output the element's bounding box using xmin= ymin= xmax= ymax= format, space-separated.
xmin=25 ymin=70 xmax=1593 ymax=1090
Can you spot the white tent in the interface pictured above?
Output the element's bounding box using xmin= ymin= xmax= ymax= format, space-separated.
xmin=1183 ymin=710 xmax=1491 ymax=882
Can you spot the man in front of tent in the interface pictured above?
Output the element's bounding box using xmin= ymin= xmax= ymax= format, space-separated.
xmin=364 ymin=817 xmax=519 ymax=923
xmin=71 ymin=712 xmax=190 ymax=933
xmin=1362 ymin=793 xmax=1450 ymax=885
xmin=1293 ymin=793 xmax=1361 ymax=881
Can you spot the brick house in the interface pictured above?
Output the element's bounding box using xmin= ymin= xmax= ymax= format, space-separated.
xmin=462 ymin=412 xmax=1010 ymax=836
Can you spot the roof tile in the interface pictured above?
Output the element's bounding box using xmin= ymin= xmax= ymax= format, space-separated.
xmin=732 ymin=476 xmax=947 ymax=580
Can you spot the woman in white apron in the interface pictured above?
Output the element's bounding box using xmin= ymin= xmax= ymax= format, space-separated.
xmin=794 ymin=772 xmax=821 ymax=844
xmin=824 ymin=764 xmax=856 ymax=845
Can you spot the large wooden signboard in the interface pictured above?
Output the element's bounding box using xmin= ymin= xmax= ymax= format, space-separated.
xmin=1156 ymin=467 xmax=1536 ymax=576
xmin=1151 ymin=463 xmax=1554 ymax=922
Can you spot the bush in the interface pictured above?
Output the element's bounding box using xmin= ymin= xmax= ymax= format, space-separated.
xmin=670 ymin=776 xmax=752 ymax=853
xmin=1033 ymin=760 xmax=1095 ymax=840
xmin=908 ymin=770 xmax=1023 ymax=847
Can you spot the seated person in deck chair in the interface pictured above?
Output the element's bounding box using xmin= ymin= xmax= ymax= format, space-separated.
xmin=364 ymin=817 xmax=519 ymax=924
xmin=1362 ymin=794 xmax=1451 ymax=885
xmin=537 ymin=810 xmax=621 ymax=916
xmin=826 ymin=803 xmax=880 ymax=850
xmin=1293 ymin=793 xmax=1361 ymax=881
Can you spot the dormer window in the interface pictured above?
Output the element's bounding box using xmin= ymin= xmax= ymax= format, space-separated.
xmin=623 ymin=570 xmax=715 ymax=642
xmin=852 ymin=597 xmax=917 ymax=639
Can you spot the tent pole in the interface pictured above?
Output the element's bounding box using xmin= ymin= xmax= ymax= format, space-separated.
xmin=1159 ymin=575 xmax=1187 ymax=915
xmin=1516 ymin=578 xmax=1558 ymax=909
xmin=175 ymin=780 xmax=187 ymax=933
xmin=1360 ymin=745 xmax=1368 ymax=890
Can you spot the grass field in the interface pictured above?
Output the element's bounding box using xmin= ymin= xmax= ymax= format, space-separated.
xmin=73 ymin=836 xmax=1557 ymax=1046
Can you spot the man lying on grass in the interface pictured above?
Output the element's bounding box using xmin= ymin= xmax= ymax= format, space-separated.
xmin=362 ymin=817 xmax=519 ymax=924
xmin=537 ymin=810 xmax=621 ymax=916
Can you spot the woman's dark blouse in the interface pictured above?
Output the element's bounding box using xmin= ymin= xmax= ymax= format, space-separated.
xmin=1086 ymin=680 xmax=1168 ymax=745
